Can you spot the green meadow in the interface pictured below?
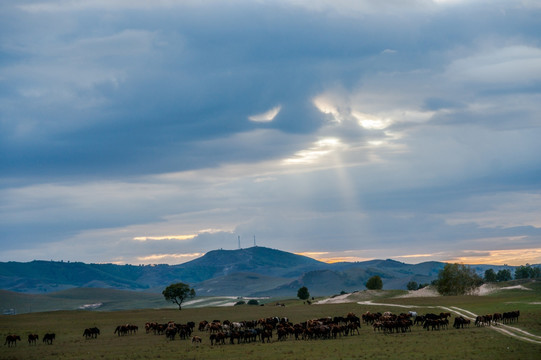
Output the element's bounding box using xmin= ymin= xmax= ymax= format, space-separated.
xmin=1 ymin=281 xmax=540 ymax=360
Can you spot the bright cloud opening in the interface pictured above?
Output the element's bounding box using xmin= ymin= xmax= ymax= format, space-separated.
xmin=248 ymin=105 xmax=282 ymax=122
xmin=352 ymin=111 xmax=391 ymax=130
xmin=133 ymin=234 xmax=197 ymax=241
xmin=313 ymin=96 xmax=342 ymax=123
xmin=283 ymin=137 xmax=343 ymax=165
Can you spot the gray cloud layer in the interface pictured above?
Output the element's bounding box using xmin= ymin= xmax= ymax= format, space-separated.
xmin=1 ymin=0 xmax=540 ymax=265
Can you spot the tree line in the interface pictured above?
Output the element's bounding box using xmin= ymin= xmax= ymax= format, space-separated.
xmin=435 ymin=263 xmax=540 ymax=296
xmin=162 ymin=263 xmax=540 ymax=309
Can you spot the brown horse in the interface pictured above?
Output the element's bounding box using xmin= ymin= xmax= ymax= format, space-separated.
xmin=27 ymin=334 xmax=38 ymax=345
xmin=4 ymin=335 xmax=21 ymax=347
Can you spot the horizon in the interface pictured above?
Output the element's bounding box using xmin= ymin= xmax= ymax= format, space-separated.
xmin=1 ymin=1 xmax=541 ymax=267
xmin=3 ymin=245 xmax=534 ymax=268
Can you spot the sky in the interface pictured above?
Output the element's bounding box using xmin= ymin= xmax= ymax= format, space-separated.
xmin=1 ymin=0 xmax=541 ymax=266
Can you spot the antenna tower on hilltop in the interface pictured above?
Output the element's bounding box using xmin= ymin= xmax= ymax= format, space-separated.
xmin=254 ymin=235 xmax=256 ymax=247
xmin=238 ymin=235 xmax=241 ymax=249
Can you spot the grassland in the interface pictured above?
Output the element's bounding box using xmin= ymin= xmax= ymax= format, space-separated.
xmin=1 ymin=281 xmax=540 ymax=360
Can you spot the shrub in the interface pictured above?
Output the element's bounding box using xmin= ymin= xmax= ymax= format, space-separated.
xmin=365 ymin=275 xmax=383 ymax=290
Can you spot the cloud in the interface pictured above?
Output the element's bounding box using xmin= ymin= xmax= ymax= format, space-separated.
xmin=133 ymin=235 xmax=197 ymax=242
xmin=1 ymin=0 xmax=541 ymax=267
xmin=248 ymin=105 xmax=282 ymax=122
xmin=444 ymin=45 xmax=541 ymax=87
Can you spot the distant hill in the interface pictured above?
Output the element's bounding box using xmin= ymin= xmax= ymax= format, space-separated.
xmin=0 ymin=246 xmax=519 ymax=298
xmin=0 ymin=288 xmax=165 ymax=314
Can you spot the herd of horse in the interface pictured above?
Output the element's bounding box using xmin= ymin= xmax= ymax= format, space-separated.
xmin=474 ymin=310 xmax=520 ymax=327
xmin=3 ymin=333 xmax=56 ymax=347
xmin=3 ymin=308 xmax=521 ymax=347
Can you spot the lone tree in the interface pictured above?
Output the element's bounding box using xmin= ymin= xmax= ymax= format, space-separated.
xmin=435 ymin=263 xmax=483 ymax=295
xmin=406 ymin=281 xmax=419 ymax=291
xmin=162 ymin=282 xmax=195 ymax=310
xmin=297 ymin=286 xmax=310 ymax=301
xmin=484 ymin=269 xmax=497 ymax=283
xmin=365 ymin=275 xmax=383 ymax=290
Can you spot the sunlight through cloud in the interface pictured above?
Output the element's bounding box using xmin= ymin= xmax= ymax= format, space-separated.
xmin=313 ymin=96 xmax=342 ymax=123
xmin=283 ymin=137 xmax=343 ymax=165
xmin=352 ymin=111 xmax=391 ymax=130
xmin=248 ymin=105 xmax=282 ymax=122
xmin=133 ymin=234 xmax=197 ymax=241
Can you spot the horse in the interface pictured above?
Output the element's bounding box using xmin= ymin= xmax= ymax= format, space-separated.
xmin=4 ymin=335 xmax=21 ymax=347
xmin=83 ymin=327 xmax=100 ymax=339
xmin=209 ymin=332 xmax=226 ymax=345
xmin=165 ymin=327 xmax=177 ymax=341
xmin=191 ymin=335 xmax=202 ymax=345
xmin=43 ymin=333 xmax=55 ymax=345
xmin=453 ymin=316 xmax=470 ymax=329
xmin=439 ymin=312 xmax=451 ymax=319
xmin=27 ymin=334 xmax=38 ymax=345
xmin=114 ymin=325 xmax=129 ymax=336
xmin=492 ymin=313 xmax=502 ymax=324
xmin=260 ymin=330 xmax=272 ymax=343
xmin=475 ymin=316 xmax=487 ymax=327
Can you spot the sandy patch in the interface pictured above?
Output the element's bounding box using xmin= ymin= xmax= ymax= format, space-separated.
xmin=314 ymin=290 xmax=387 ymax=305
xmin=472 ymin=284 xmax=532 ymax=296
xmin=314 ymin=293 xmax=352 ymax=304
xmin=395 ymin=287 xmax=440 ymax=298
xmin=501 ymin=285 xmax=532 ymax=291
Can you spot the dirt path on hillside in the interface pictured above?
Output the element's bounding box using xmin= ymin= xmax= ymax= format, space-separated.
xmin=357 ymin=300 xmax=541 ymax=345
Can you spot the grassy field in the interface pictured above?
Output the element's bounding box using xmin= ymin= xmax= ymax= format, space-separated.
xmin=1 ymin=282 xmax=540 ymax=360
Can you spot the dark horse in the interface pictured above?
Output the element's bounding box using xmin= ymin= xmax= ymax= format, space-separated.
xmin=43 ymin=333 xmax=56 ymax=345
xmin=83 ymin=327 xmax=100 ymax=339
xmin=4 ymin=335 xmax=21 ymax=347
xmin=28 ymin=334 xmax=39 ymax=345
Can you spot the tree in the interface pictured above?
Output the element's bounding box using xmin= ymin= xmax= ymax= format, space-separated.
xmin=162 ymin=282 xmax=195 ymax=310
xmin=484 ymin=269 xmax=497 ymax=283
xmin=406 ymin=281 xmax=419 ymax=291
xmin=297 ymin=286 xmax=310 ymax=301
xmin=533 ymin=266 xmax=541 ymax=279
xmin=247 ymin=299 xmax=259 ymax=305
xmin=435 ymin=263 xmax=483 ymax=295
xmin=514 ymin=264 xmax=541 ymax=279
xmin=496 ymin=269 xmax=512 ymax=282
xmin=514 ymin=265 xmax=531 ymax=279
xmin=365 ymin=275 xmax=383 ymax=290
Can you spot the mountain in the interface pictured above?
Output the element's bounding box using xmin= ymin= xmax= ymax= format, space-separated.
xmin=0 ymin=246 xmax=520 ymax=298
xmin=0 ymin=247 xmax=329 ymax=294
xmin=176 ymin=247 xmax=329 ymax=279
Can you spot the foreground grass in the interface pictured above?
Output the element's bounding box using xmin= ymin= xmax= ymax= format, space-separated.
xmin=1 ymin=293 xmax=540 ymax=360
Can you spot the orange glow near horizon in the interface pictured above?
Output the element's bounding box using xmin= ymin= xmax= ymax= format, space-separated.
xmin=318 ymin=256 xmax=375 ymax=263
xmin=444 ymin=248 xmax=541 ymax=266
xmin=136 ymin=252 xmax=204 ymax=264
xmin=297 ymin=248 xmax=541 ymax=265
